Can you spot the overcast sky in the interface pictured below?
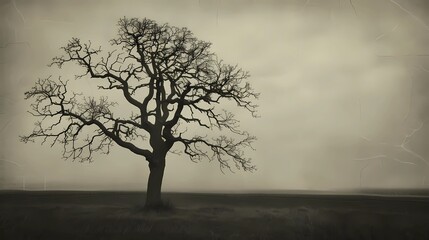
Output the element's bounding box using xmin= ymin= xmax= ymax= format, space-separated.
xmin=1 ymin=0 xmax=429 ymax=192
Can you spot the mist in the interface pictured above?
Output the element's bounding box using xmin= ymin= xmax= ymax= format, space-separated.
xmin=1 ymin=0 xmax=428 ymax=192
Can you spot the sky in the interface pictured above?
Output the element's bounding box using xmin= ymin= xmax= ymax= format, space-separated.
xmin=0 ymin=0 xmax=429 ymax=192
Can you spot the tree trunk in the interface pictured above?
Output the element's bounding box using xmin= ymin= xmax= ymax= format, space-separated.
xmin=145 ymin=160 xmax=165 ymax=208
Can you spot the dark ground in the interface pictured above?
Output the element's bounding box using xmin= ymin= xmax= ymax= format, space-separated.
xmin=1 ymin=191 xmax=429 ymax=240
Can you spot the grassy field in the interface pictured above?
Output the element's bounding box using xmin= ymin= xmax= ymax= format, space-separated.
xmin=1 ymin=191 xmax=429 ymax=240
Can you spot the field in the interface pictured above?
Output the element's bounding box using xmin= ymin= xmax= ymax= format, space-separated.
xmin=1 ymin=191 xmax=429 ymax=240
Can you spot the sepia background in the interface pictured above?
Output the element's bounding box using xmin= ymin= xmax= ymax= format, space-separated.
xmin=1 ymin=0 xmax=428 ymax=192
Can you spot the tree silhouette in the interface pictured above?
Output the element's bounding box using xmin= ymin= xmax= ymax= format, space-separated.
xmin=20 ymin=17 xmax=259 ymax=207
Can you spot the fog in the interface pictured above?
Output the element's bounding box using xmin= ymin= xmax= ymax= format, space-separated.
xmin=1 ymin=0 xmax=428 ymax=192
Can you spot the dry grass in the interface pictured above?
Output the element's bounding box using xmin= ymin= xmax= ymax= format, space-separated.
xmin=1 ymin=191 xmax=429 ymax=239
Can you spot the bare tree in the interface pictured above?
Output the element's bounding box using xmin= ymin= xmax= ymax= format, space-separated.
xmin=20 ymin=17 xmax=259 ymax=207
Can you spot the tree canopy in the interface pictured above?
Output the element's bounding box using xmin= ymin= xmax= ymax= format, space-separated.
xmin=21 ymin=17 xmax=259 ymax=175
